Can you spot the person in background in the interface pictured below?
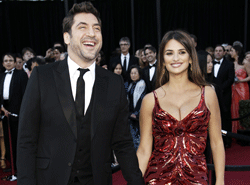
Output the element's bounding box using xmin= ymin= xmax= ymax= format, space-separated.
xmin=230 ymin=45 xmax=250 ymax=133
xmin=213 ymin=44 xmax=235 ymax=148
xmin=53 ymin=46 xmax=64 ymax=62
xmin=15 ymin=53 xmax=25 ymax=71
xmin=142 ymin=46 xmax=157 ymax=93
xmin=135 ymin=49 xmax=140 ymax=58
xmin=26 ymin=56 xmax=46 ymax=74
xmin=0 ymin=53 xmax=28 ymax=171
xmin=244 ymin=51 xmax=250 ymax=92
xmin=109 ymin=37 xmax=139 ymax=82
xmin=22 ymin=47 xmax=35 ymax=77
xmin=205 ymin=46 xmax=214 ymax=59
xmin=127 ymin=65 xmax=146 ymax=150
xmin=111 ymin=61 xmax=123 ymax=76
xmin=96 ymin=51 xmax=107 ymax=69
xmin=137 ymin=30 xmax=225 ymax=184
xmin=138 ymin=49 xmax=148 ymax=69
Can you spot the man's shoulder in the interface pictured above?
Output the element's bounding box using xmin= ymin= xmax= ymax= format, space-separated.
xmin=36 ymin=61 xmax=62 ymax=74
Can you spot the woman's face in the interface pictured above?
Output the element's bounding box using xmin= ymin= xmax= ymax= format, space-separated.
xmin=230 ymin=48 xmax=237 ymax=59
xmin=245 ymin=54 xmax=250 ymax=62
xmin=130 ymin=68 xmax=140 ymax=82
xmin=114 ymin=63 xmax=122 ymax=75
xmin=207 ymin=54 xmax=213 ymax=74
xmin=164 ymin=39 xmax=191 ymax=75
xmin=140 ymin=52 xmax=147 ymax=63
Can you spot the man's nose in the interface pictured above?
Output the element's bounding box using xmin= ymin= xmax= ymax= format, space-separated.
xmin=87 ymin=27 xmax=95 ymax=37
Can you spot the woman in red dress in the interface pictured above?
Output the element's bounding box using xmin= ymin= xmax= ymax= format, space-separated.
xmin=230 ymin=45 xmax=250 ymax=133
xmin=137 ymin=30 xmax=225 ymax=185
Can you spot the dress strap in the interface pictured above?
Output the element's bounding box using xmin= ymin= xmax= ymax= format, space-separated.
xmin=153 ymin=90 xmax=160 ymax=107
xmin=201 ymin=86 xmax=205 ymax=100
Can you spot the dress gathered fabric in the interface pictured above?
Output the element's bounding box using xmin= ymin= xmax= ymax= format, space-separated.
xmin=231 ymin=68 xmax=250 ymax=133
xmin=144 ymin=86 xmax=210 ymax=185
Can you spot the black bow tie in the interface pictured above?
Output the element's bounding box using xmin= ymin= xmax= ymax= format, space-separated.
xmin=213 ymin=61 xmax=220 ymax=65
xmin=149 ymin=64 xmax=156 ymax=68
xmin=5 ymin=71 xmax=12 ymax=74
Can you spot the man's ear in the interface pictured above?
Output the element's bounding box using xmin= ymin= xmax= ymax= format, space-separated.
xmin=63 ymin=32 xmax=70 ymax=45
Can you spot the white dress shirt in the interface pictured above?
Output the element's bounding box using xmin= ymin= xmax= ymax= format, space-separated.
xmin=214 ymin=58 xmax=223 ymax=78
xmin=67 ymin=56 xmax=95 ymax=115
xmin=149 ymin=60 xmax=157 ymax=81
xmin=121 ymin=53 xmax=130 ymax=71
xmin=3 ymin=68 xmax=15 ymax=100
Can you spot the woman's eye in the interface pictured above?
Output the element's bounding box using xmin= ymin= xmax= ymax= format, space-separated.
xmin=166 ymin=53 xmax=172 ymax=55
xmin=180 ymin=51 xmax=186 ymax=54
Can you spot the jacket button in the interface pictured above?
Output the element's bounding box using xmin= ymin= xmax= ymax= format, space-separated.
xmin=68 ymin=163 xmax=72 ymax=167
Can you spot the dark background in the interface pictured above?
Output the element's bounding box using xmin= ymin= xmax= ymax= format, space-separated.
xmin=0 ymin=0 xmax=249 ymax=62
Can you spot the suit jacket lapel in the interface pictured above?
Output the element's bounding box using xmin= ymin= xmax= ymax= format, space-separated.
xmin=9 ymin=69 xmax=16 ymax=102
xmin=217 ymin=59 xmax=226 ymax=78
xmin=53 ymin=59 xmax=77 ymax=139
xmin=91 ymin=66 xmax=108 ymax=140
xmin=0 ymin=73 xmax=6 ymax=99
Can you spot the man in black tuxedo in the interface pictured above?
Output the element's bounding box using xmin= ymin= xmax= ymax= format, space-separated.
xmin=142 ymin=46 xmax=157 ymax=93
xmin=0 ymin=53 xmax=28 ymax=170
xmin=17 ymin=2 xmax=144 ymax=185
xmin=109 ymin=37 xmax=139 ymax=82
xmin=213 ymin=45 xmax=235 ymax=148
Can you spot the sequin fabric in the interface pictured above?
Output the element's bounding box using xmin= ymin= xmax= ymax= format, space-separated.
xmin=144 ymin=87 xmax=210 ymax=185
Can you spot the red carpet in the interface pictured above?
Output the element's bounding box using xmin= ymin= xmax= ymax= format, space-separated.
xmin=0 ymin=142 xmax=249 ymax=184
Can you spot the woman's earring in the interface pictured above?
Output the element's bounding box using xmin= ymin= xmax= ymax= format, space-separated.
xmin=190 ymin=63 xmax=192 ymax=71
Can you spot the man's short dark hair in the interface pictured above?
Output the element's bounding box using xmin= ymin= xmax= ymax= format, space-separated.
xmin=215 ymin=44 xmax=225 ymax=52
xmin=22 ymin=47 xmax=36 ymax=57
xmin=15 ymin=53 xmax=23 ymax=59
xmin=119 ymin=37 xmax=131 ymax=45
xmin=144 ymin=46 xmax=156 ymax=54
xmin=2 ymin=53 xmax=16 ymax=63
xmin=62 ymin=1 xmax=101 ymax=35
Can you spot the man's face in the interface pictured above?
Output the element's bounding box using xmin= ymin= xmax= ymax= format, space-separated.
xmin=145 ymin=49 xmax=156 ymax=64
xmin=214 ymin=46 xmax=224 ymax=60
xmin=119 ymin=41 xmax=130 ymax=54
xmin=3 ymin=55 xmax=16 ymax=71
xmin=23 ymin=51 xmax=34 ymax=62
xmin=63 ymin=13 xmax=102 ymax=65
xmin=16 ymin=57 xmax=24 ymax=70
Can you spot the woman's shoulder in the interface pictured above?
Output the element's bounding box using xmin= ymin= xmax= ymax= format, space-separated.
xmin=204 ymin=85 xmax=218 ymax=106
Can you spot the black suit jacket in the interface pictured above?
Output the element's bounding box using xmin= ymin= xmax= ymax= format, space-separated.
xmin=0 ymin=69 xmax=28 ymax=115
xmin=142 ymin=62 xmax=157 ymax=93
xmin=17 ymin=59 xmax=144 ymax=185
xmin=213 ymin=58 xmax=235 ymax=109
xmin=109 ymin=54 xmax=139 ymax=81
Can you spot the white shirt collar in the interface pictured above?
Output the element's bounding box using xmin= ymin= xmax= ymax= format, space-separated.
xmin=149 ymin=60 xmax=157 ymax=66
xmin=67 ymin=56 xmax=96 ymax=79
xmin=121 ymin=53 xmax=130 ymax=58
xmin=5 ymin=68 xmax=15 ymax=73
xmin=215 ymin=58 xmax=223 ymax=64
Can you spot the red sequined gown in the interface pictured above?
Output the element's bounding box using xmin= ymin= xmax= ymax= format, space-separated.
xmin=144 ymin=87 xmax=210 ymax=185
xmin=231 ymin=68 xmax=249 ymax=133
